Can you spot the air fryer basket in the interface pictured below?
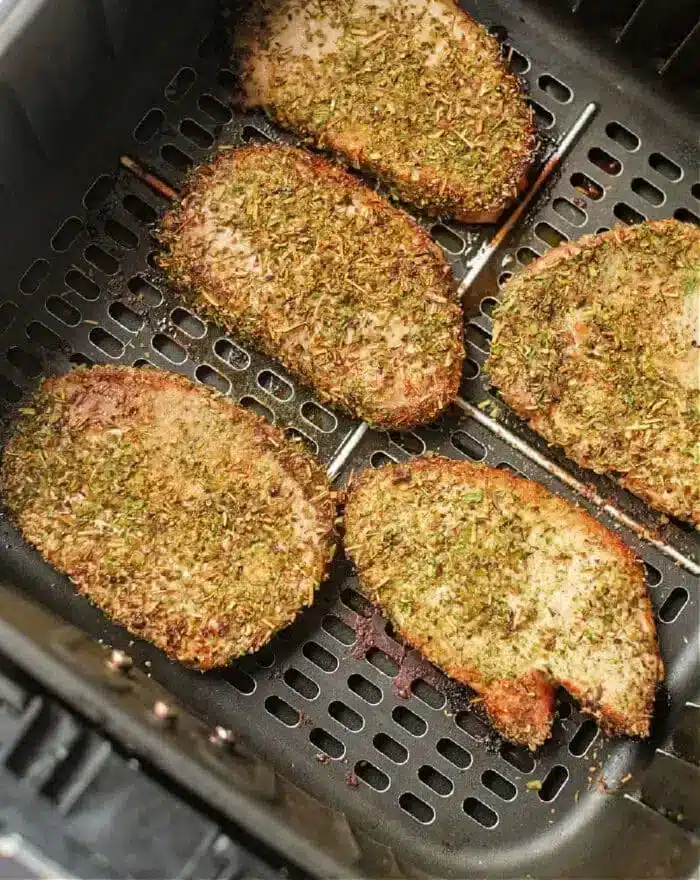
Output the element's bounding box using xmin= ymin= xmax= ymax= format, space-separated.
xmin=0 ymin=0 xmax=697 ymax=877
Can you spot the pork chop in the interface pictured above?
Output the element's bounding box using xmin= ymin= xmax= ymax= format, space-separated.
xmin=1 ymin=366 xmax=337 ymax=669
xmin=158 ymin=144 xmax=465 ymax=429
xmin=487 ymin=219 xmax=700 ymax=525
xmin=344 ymin=457 xmax=662 ymax=748
xmin=232 ymin=0 xmax=535 ymax=222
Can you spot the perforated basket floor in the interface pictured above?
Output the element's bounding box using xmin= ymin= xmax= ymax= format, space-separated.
xmin=0 ymin=1 xmax=698 ymax=877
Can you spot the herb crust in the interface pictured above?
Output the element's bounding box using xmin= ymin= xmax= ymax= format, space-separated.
xmin=233 ymin=0 xmax=536 ymax=221
xmin=487 ymin=219 xmax=700 ymax=526
xmin=344 ymin=457 xmax=662 ymax=748
xmin=1 ymin=366 xmax=337 ymax=669
xmin=158 ymin=145 xmax=464 ymax=428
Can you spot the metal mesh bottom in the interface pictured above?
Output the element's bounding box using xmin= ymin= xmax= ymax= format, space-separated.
xmin=0 ymin=0 xmax=697 ymax=876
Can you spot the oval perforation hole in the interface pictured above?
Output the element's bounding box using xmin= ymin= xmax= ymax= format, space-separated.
xmin=264 ymin=695 xmax=299 ymax=727
xmin=498 ymin=271 xmax=513 ymax=287
xmin=571 ymin=172 xmax=604 ymax=201
xmin=198 ymin=93 xmax=233 ymax=123
xmin=172 ymin=307 xmax=205 ymax=338
xmin=436 ymin=738 xmax=472 ymax=769
xmin=528 ymin=100 xmax=554 ymax=129
xmin=606 ymin=122 xmax=639 ymax=151
xmin=0 ymin=302 xmax=18 ymax=333
xmin=569 ymin=719 xmax=598 ymax=757
xmin=455 ymin=710 xmax=490 ymax=740
xmin=348 ymin=674 xmax=382 ymax=705
xmin=535 ymin=222 xmax=568 ymax=248
xmin=418 ymin=765 xmax=453 ymax=796
xmin=70 ymin=353 xmax=93 ymax=368
xmin=89 ymin=327 xmax=124 ymax=358
xmin=516 ymin=246 xmax=540 ymax=265
xmin=329 ymin=700 xmax=363 ymax=732
xmin=388 ymin=431 xmax=426 ymax=456
xmin=451 ymin=430 xmax=486 ymax=461
xmin=284 ymin=668 xmax=319 ymax=700
xmin=538 ymin=74 xmax=572 ymax=103
xmin=500 ymin=742 xmax=535 ymax=773
xmin=242 ymin=125 xmax=273 ymax=143
xmin=631 ymin=178 xmax=664 ymax=206
xmin=589 ymin=147 xmax=621 ymax=176
xmin=675 ymin=207 xmax=699 ymax=226
xmin=553 ymin=197 xmax=587 ymax=227
xmin=134 ymin=108 xmax=165 ymax=142
xmin=46 ymin=296 xmax=81 ymax=326
xmin=217 ymin=69 xmax=236 ymax=91
xmin=538 ymin=765 xmax=568 ymax=801
xmin=613 ymin=203 xmax=646 ymax=225
xmin=367 ymin=648 xmax=399 ymax=678
xmin=399 ymin=792 xmax=434 ymax=824
xmin=123 ymin=194 xmax=158 ymax=225
xmin=26 ymin=321 xmax=62 ymax=351
xmin=105 ymin=218 xmax=138 ymax=250
xmin=480 ymin=297 xmax=498 ymax=318
xmin=161 ymin=144 xmax=194 ymax=172
xmin=322 ymin=614 xmax=355 ymax=645
xmin=84 ymin=245 xmax=118 ymax=276
xmin=180 ymin=118 xmax=214 ymax=149
xmin=503 ymin=44 xmax=529 ymax=74
xmin=258 ymin=370 xmax=293 ymax=402
xmin=497 ymin=461 xmax=522 ymax=476
xmin=465 ymin=323 xmax=491 ymax=351
xmin=152 ymin=333 xmax=186 ymax=364
xmin=374 ymin=732 xmax=408 ymax=764
xmin=165 ymin=67 xmax=196 ymax=101
xmin=431 ymin=224 xmax=464 ymax=254
xmin=128 ymin=275 xmax=162 ymax=307
xmin=300 ymin=400 xmax=337 ymax=433
xmin=214 ymin=337 xmax=250 ymax=370
xmin=310 ymin=727 xmax=344 ymax=759
xmin=284 ymin=427 xmax=318 ymax=454
xmin=0 ymin=377 xmax=22 ymax=402
xmin=644 ymin=562 xmax=662 ymax=587
xmin=341 ymin=587 xmax=373 ymax=617
xmin=411 ymin=679 xmax=445 ymax=710
xmin=196 ymin=364 xmax=230 ymax=394
xmin=66 ymin=269 xmax=100 ymax=301
xmin=659 ymin=587 xmax=689 ymax=623
xmin=19 ymin=259 xmax=50 ymax=295
xmin=464 ymin=797 xmax=498 ymax=828
xmin=239 ymin=395 xmax=274 ymax=423
xmin=226 ymin=666 xmax=255 ymax=695
xmin=482 ymin=769 xmax=516 ymax=801
xmin=692 ymin=183 xmax=700 ymax=201
xmin=355 ymin=760 xmax=390 ymax=791
xmin=463 ymin=358 xmax=480 ymax=379
xmin=649 ymin=152 xmax=681 ymax=182
xmin=303 ymin=641 xmax=338 ymax=673
xmin=7 ymin=347 xmax=41 ymax=377
xmin=132 ymin=359 xmax=151 ymax=368
xmin=51 ymin=217 xmax=84 ymax=252
xmin=488 ymin=24 xmax=507 ymax=40
xmin=392 ymin=706 xmax=427 ymax=737
xmin=84 ymin=175 xmax=114 ymax=210
xmin=370 ymin=450 xmax=398 ymax=468
xmin=255 ymin=645 xmax=275 ymax=668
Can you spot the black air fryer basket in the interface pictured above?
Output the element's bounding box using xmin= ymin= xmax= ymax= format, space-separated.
xmin=0 ymin=0 xmax=697 ymax=877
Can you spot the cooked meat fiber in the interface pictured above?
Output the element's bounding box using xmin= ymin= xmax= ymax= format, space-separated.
xmin=344 ymin=458 xmax=662 ymax=748
xmin=487 ymin=219 xmax=700 ymax=526
xmin=233 ymin=0 xmax=535 ymax=222
xmin=1 ymin=367 xmax=336 ymax=670
xmin=158 ymin=145 xmax=464 ymax=429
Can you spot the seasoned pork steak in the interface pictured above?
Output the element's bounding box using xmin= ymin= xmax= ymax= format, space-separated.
xmin=487 ymin=219 xmax=700 ymax=525
xmin=232 ymin=0 xmax=535 ymax=221
xmin=344 ymin=457 xmax=662 ymax=748
xmin=158 ymin=145 xmax=464 ymax=428
xmin=1 ymin=367 xmax=337 ymax=669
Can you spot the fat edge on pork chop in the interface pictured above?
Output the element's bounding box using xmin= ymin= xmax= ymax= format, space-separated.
xmin=232 ymin=0 xmax=536 ymax=222
xmin=0 ymin=366 xmax=337 ymax=670
xmin=487 ymin=219 xmax=700 ymax=526
xmin=344 ymin=457 xmax=662 ymax=748
xmin=158 ymin=144 xmax=465 ymax=429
